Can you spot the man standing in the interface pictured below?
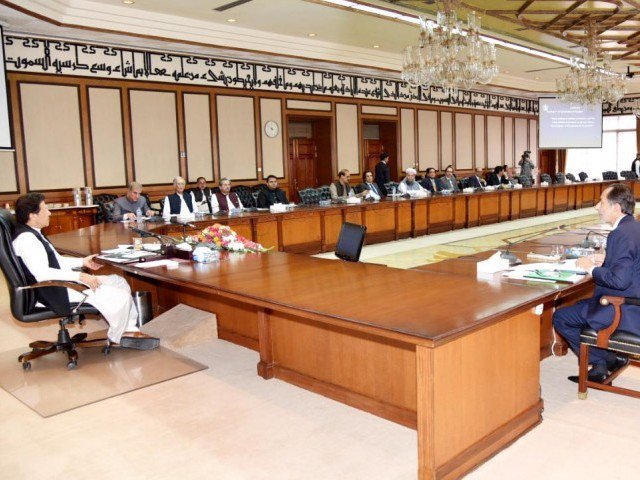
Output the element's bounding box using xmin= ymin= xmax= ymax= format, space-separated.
xmin=162 ymin=176 xmax=195 ymax=217
xmin=421 ymin=168 xmax=444 ymax=193
xmin=12 ymin=193 xmax=158 ymax=349
xmin=631 ymin=153 xmax=640 ymax=178
xmin=553 ymin=184 xmax=640 ymax=383
xmin=398 ymin=168 xmax=426 ymax=195
xmin=257 ymin=175 xmax=288 ymax=208
xmin=112 ymin=181 xmax=154 ymax=221
xmin=211 ymin=178 xmax=244 ymax=213
xmin=190 ymin=177 xmax=213 ymax=213
xmin=518 ymin=150 xmax=534 ymax=179
xmin=358 ymin=171 xmax=381 ymax=201
xmin=440 ymin=165 xmax=460 ymax=192
xmin=375 ymin=152 xmax=391 ymax=196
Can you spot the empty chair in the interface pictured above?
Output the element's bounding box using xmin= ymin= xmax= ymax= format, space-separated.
xmin=94 ymin=193 xmax=118 ymax=223
xmin=384 ymin=181 xmax=399 ymax=195
xmin=579 ymin=172 xmax=589 ymax=182
xmin=565 ymin=173 xmax=577 ymax=182
xmin=235 ymin=189 xmax=256 ymax=208
xmin=602 ymin=171 xmax=619 ymax=180
xmin=100 ymin=201 xmax=117 ymax=223
xmin=460 ymin=177 xmax=470 ymax=189
xmin=299 ymin=188 xmax=321 ymax=205
xmin=334 ymin=222 xmax=367 ymax=262
xmin=0 ymin=209 xmax=109 ymax=370
xmin=540 ymin=173 xmax=552 ymax=184
xmin=555 ymin=172 xmax=566 ymax=184
xmin=318 ymin=185 xmax=331 ymax=201
xmin=620 ymin=170 xmax=638 ymax=180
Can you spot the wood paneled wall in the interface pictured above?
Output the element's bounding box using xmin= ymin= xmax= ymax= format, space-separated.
xmin=1 ymin=72 xmax=537 ymax=202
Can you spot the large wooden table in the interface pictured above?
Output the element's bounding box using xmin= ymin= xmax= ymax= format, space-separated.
xmin=48 ymin=220 xmax=601 ymax=479
xmin=154 ymin=180 xmax=638 ymax=254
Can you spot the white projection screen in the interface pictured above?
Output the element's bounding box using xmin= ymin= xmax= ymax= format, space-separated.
xmin=0 ymin=27 xmax=12 ymax=150
xmin=538 ymin=97 xmax=602 ymax=149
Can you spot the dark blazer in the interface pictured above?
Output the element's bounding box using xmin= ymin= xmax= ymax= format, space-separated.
xmin=358 ymin=182 xmax=382 ymax=198
xmin=256 ymin=188 xmax=288 ymax=208
xmin=487 ymin=173 xmax=508 ymax=186
xmin=467 ymin=176 xmax=485 ymax=189
xmin=375 ymin=161 xmax=391 ymax=195
xmin=581 ymin=215 xmax=640 ymax=336
xmin=440 ymin=175 xmax=459 ymax=192
xmin=190 ymin=187 xmax=212 ymax=213
xmin=631 ymin=159 xmax=640 ymax=176
xmin=420 ymin=177 xmax=445 ymax=193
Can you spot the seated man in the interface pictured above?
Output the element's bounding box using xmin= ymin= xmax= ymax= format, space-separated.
xmin=162 ymin=176 xmax=195 ymax=217
xmin=440 ymin=165 xmax=460 ymax=192
xmin=112 ymin=181 xmax=154 ymax=222
xmin=487 ymin=166 xmax=508 ymax=186
xmin=358 ymin=171 xmax=381 ymax=201
xmin=189 ymin=176 xmax=213 ymax=213
xmin=12 ymin=193 xmax=157 ymax=349
xmin=398 ymin=168 xmax=427 ymax=195
xmin=468 ymin=168 xmax=486 ymax=189
xmin=257 ymin=174 xmax=288 ymax=208
xmin=420 ymin=168 xmax=444 ymax=193
xmin=211 ymin=177 xmax=244 ymax=213
xmin=553 ymin=184 xmax=640 ymax=383
xmin=330 ymin=169 xmax=356 ymax=201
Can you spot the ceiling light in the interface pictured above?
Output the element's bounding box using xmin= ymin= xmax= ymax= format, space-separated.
xmin=227 ymin=18 xmax=237 ymax=23
xmin=373 ymin=44 xmax=380 ymax=48
xmin=122 ymin=0 xmax=134 ymax=4
xmin=308 ymin=33 xmax=317 ymax=37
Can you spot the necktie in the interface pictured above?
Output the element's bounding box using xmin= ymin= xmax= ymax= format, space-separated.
xmin=433 ymin=180 xmax=438 ymax=192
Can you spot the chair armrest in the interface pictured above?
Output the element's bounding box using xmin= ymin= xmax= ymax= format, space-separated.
xmin=18 ymin=280 xmax=87 ymax=294
xmin=596 ymin=296 xmax=637 ymax=348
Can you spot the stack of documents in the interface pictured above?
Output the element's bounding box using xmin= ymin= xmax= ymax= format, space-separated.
xmin=98 ymin=246 xmax=158 ymax=263
xmin=503 ymin=261 xmax=586 ymax=284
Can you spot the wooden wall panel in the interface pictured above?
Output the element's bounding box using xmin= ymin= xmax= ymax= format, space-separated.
xmin=287 ymin=100 xmax=331 ymax=111
xmin=88 ymin=87 xmax=126 ymax=188
xmin=503 ymin=117 xmax=514 ymax=167
xmin=20 ymin=83 xmax=85 ymax=190
xmin=400 ymin=108 xmax=416 ymax=171
xmin=216 ymin=95 xmax=257 ymax=180
xmin=184 ymin=93 xmax=214 ymax=182
xmin=455 ymin=113 xmax=472 ymax=170
xmin=336 ymin=103 xmax=359 ymax=174
xmin=440 ymin=112 xmax=453 ymax=169
xmin=260 ymin=98 xmax=284 ymax=178
xmin=474 ymin=115 xmax=486 ymax=169
xmin=362 ymin=105 xmax=397 ymax=115
xmin=514 ymin=118 xmax=528 ymax=162
xmin=0 ymin=151 xmax=17 ymax=192
xmin=418 ymin=110 xmax=438 ymax=171
xmin=129 ymin=90 xmax=179 ymax=185
xmin=486 ymin=116 xmax=502 ymax=167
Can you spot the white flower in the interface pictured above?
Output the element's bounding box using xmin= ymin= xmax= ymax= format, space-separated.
xmin=227 ymin=241 xmax=245 ymax=252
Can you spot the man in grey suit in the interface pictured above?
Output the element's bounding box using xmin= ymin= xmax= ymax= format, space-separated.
xmin=440 ymin=165 xmax=459 ymax=192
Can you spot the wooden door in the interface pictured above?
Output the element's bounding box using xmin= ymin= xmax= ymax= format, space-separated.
xmin=364 ymin=139 xmax=384 ymax=174
xmin=289 ymin=138 xmax=318 ymax=199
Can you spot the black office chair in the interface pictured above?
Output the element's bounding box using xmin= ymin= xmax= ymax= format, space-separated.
xmin=0 ymin=209 xmax=109 ymax=370
xmin=299 ymin=188 xmax=320 ymax=205
xmin=602 ymin=171 xmax=619 ymax=180
xmin=565 ymin=173 xmax=577 ymax=182
xmin=94 ymin=194 xmax=118 ymax=223
xmin=620 ymin=170 xmax=638 ymax=180
xmin=578 ymin=296 xmax=640 ymax=400
xmin=540 ymin=173 xmax=552 ymax=184
xmin=555 ymin=172 xmax=566 ymax=184
xmin=318 ymin=185 xmax=331 ymax=201
xmin=101 ymin=200 xmax=117 ymax=223
xmin=384 ymin=181 xmax=399 ymax=194
xmin=235 ymin=189 xmax=256 ymax=208
xmin=141 ymin=193 xmax=161 ymax=214
xmin=335 ymin=222 xmax=367 ymax=262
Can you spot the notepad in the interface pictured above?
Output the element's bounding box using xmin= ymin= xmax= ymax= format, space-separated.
xmin=523 ymin=270 xmax=582 ymax=284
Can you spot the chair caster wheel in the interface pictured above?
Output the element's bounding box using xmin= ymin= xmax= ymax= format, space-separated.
xmin=67 ymin=360 xmax=77 ymax=370
xmin=578 ymin=391 xmax=588 ymax=400
xmin=22 ymin=362 xmax=31 ymax=371
xmin=102 ymin=346 xmax=111 ymax=355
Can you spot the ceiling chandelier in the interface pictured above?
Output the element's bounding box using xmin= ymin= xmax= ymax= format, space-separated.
xmin=556 ymin=21 xmax=627 ymax=105
xmin=401 ymin=0 xmax=498 ymax=95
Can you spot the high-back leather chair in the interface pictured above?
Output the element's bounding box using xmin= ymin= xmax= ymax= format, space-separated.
xmin=565 ymin=173 xmax=577 ymax=182
xmin=555 ymin=172 xmax=566 ymax=184
xmin=602 ymin=171 xmax=619 ymax=180
xmin=620 ymin=170 xmax=638 ymax=180
xmin=579 ymin=172 xmax=589 ymax=182
xmin=0 ymin=209 xmax=107 ymax=370
xmin=234 ymin=189 xmax=256 ymax=208
xmin=540 ymin=173 xmax=552 ymax=184
xmin=298 ymin=188 xmax=320 ymax=205
xmin=317 ymin=185 xmax=331 ymax=201
xmin=384 ymin=181 xmax=399 ymax=194
xmin=335 ymin=222 xmax=367 ymax=262
xmin=94 ymin=193 xmax=118 ymax=223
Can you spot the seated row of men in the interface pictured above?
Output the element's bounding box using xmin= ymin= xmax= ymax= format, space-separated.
xmin=112 ymin=175 xmax=288 ymax=221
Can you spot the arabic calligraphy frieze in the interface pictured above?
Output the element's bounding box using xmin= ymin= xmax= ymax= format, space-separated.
xmin=3 ymin=34 xmax=538 ymax=114
xmin=603 ymin=96 xmax=640 ymax=115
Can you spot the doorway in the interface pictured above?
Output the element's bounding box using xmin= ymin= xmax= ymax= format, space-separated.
xmin=287 ymin=116 xmax=332 ymax=201
xmin=362 ymin=120 xmax=399 ymax=181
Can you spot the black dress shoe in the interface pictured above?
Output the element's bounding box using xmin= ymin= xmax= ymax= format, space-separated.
xmin=607 ymin=354 xmax=630 ymax=373
xmin=568 ymin=367 xmax=608 ymax=384
xmin=119 ymin=333 xmax=160 ymax=350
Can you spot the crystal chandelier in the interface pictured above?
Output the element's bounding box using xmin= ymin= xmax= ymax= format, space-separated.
xmin=632 ymin=102 xmax=640 ymax=118
xmin=401 ymin=0 xmax=498 ymax=96
xmin=556 ymin=21 xmax=627 ymax=105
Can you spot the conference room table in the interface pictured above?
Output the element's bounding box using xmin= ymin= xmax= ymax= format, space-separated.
xmin=154 ymin=179 xmax=636 ymax=254
xmin=47 ymin=219 xmax=604 ymax=480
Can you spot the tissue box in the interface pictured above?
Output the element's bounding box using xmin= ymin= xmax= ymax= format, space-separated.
xmin=462 ymin=187 xmax=475 ymax=194
xmin=477 ymin=251 xmax=510 ymax=273
xmin=513 ymin=183 xmax=523 ymax=189
xmin=270 ymin=203 xmax=287 ymax=213
xmin=540 ymin=181 xmax=549 ymax=187
xmin=346 ymin=197 xmax=362 ymax=204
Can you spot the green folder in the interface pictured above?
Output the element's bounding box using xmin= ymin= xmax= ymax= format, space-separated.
xmin=523 ymin=270 xmax=580 ymax=283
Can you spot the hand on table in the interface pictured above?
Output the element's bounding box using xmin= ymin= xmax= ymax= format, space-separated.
xmin=83 ymin=254 xmax=103 ymax=271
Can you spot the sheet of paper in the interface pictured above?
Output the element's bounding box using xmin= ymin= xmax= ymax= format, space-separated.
xmin=133 ymin=259 xmax=180 ymax=269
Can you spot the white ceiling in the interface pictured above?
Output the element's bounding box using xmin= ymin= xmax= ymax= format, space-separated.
xmin=1 ymin=0 xmax=639 ymax=95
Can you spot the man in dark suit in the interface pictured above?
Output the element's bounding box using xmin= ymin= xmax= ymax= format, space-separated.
xmin=257 ymin=175 xmax=288 ymax=208
xmin=440 ymin=165 xmax=459 ymax=192
xmin=467 ymin=168 xmax=486 ymax=189
xmin=358 ymin=171 xmax=382 ymax=200
xmin=421 ymin=168 xmax=444 ymax=193
xmin=190 ymin=177 xmax=213 ymax=213
xmin=631 ymin=153 xmax=640 ymax=178
xmin=487 ymin=166 xmax=508 ymax=186
xmin=553 ymin=184 xmax=640 ymax=383
xmin=375 ymin=152 xmax=391 ymax=196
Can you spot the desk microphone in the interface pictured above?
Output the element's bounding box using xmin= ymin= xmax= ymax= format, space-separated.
xmin=501 ymin=224 xmax=568 ymax=266
xmin=129 ymin=226 xmax=178 ymax=245
xmin=169 ymin=216 xmax=197 ymax=228
xmin=580 ymin=230 xmax=607 ymax=249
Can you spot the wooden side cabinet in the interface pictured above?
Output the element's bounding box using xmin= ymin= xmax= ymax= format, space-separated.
xmin=43 ymin=206 xmax=98 ymax=235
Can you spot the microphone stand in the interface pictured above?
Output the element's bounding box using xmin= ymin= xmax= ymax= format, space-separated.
xmin=581 ymin=230 xmax=608 ymax=249
xmin=500 ymin=224 xmax=567 ymax=266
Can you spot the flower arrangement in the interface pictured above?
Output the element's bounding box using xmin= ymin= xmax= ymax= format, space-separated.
xmin=186 ymin=224 xmax=268 ymax=253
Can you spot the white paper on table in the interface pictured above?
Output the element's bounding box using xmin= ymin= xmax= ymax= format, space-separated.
xmin=477 ymin=251 xmax=510 ymax=274
xmin=133 ymin=259 xmax=180 ymax=269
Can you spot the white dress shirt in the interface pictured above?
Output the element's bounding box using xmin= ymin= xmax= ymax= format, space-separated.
xmin=162 ymin=192 xmax=195 ymax=217
xmin=398 ymin=179 xmax=426 ymax=195
xmin=13 ymin=228 xmax=82 ymax=282
xmin=364 ymin=182 xmax=381 ymax=201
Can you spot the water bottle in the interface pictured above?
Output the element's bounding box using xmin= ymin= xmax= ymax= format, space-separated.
xmin=392 ymin=185 xmax=397 ymax=197
xmin=72 ymin=188 xmax=82 ymax=207
xmin=135 ymin=207 xmax=143 ymax=223
xmin=84 ymin=187 xmax=93 ymax=206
